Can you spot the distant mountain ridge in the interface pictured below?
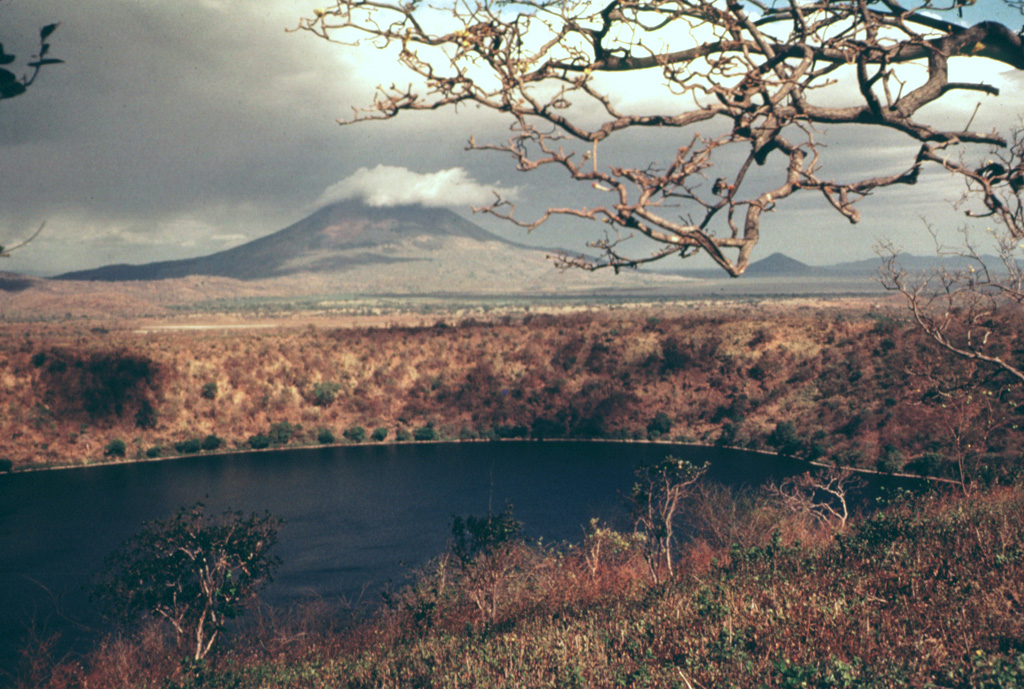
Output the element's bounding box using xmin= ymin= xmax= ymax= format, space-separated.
xmin=51 ymin=199 xmax=996 ymax=292
xmin=56 ymin=201 xmax=530 ymax=282
xmin=670 ymin=251 xmax=1002 ymax=279
xmin=50 ymin=201 xmax=693 ymax=298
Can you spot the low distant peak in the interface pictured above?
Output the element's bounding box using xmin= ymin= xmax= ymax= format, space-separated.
xmin=747 ymin=252 xmax=811 ymax=274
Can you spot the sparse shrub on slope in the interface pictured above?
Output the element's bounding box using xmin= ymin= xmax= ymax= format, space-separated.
xmin=174 ymin=438 xmax=202 ymax=455
xmin=311 ymin=381 xmax=341 ymax=407
xmin=103 ymin=439 xmax=127 ymax=458
xmin=342 ymin=425 xmax=366 ymax=443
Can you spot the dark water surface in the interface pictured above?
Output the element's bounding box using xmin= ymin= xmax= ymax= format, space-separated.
xmin=0 ymin=441 xmax=802 ymax=670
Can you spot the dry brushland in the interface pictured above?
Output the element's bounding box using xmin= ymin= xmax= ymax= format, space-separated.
xmin=5 ymin=300 xmax=1024 ymax=688
xmin=1 ymin=300 xmax=1021 ymax=482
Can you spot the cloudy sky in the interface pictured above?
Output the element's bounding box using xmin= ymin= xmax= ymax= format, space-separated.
xmin=1 ymin=0 xmax=1023 ymax=276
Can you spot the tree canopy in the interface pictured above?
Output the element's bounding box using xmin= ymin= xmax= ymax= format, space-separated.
xmin=93 ymin=504 xmax=281 ymax=661
xmin=299 ymin=1 xmax=1024 ymax=276
xmin=0 ymin=22 xmax=60 ymax=102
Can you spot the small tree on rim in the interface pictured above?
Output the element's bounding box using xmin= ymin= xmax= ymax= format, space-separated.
xmin=93 ymin=503 xmax=282 ymax=661
xmin=628 ymin=456 xmax=708 ymax=583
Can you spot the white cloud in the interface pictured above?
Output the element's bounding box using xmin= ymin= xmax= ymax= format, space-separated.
xmin=209 ymin=233 xmax=249 ymax=244
xmin=315 ymin=165 xmax=518 ymax=209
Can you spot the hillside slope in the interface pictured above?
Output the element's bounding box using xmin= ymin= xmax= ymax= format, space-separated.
xmin=56 ymin=202 xmax=525 ymax=282
xmin=43 ymin=201 xmax=690 ymax=299
xmin=3 ymin=307 xmax=1021 ymax=481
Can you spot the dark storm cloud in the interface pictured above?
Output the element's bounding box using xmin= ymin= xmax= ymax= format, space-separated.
xmin=0 ymin=1 xmax=1021 ymax=275
xmin=0 ymin=1 xmax=500 ymax=273
xmin=0 ymin=3 xmax=313 ymax=267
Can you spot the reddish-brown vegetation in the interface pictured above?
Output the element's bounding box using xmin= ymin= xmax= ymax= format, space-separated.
xmin=15 ymin=481 xmax=1024 ymax=688
xmin=1 ymin=304 xmax=1021 ymax=481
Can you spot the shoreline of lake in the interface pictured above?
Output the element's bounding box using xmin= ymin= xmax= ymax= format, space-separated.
xmin=1 ymin=436 xmax=952 ymax=487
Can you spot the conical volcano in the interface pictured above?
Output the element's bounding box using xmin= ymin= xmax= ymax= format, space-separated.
xmin=56 ymin=201 xmax=523 ymax=282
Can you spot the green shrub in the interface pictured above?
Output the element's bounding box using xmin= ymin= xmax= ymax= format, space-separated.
xmin=248 ymin=434 xmax=271 ymax=450
xmin=0 ymin=458 xmax=13 ymax=472
xmin=716 ymin=422 xmax=740 ymax=447
xmin=134 ymin=401 xmax=157 ymax=430
xmin=413 ymin=424 xmax=437 ymax=441
xmin=268 ymin=421 xmax=300 ymax=445
xmin=834 ymin=448 xmax=863 ymax=467
xmin=104 ymin=438 xmax=127 ymax=458
xmin=768 ymin=421 xmax=802 ymax=455
xmin=317 ymin=428 xmax=335 ymax=444
xmin=200 ymin=382 xmax=218 ymax=400
xmin=312 ymin=382 xmax=342 ymax=407
xmin=372 ymin=426 xmax=389 ymax=442
xmin=343 ymin=425 xmax=367 ymax=443
xmin=395 ymin=427 xmax=411 ymax=442
xmin=877 ymin=444 xmax=906 ymax=474
xmin=145 ymin=446 xmax=162 ymax=459
xmin=174 ymin=438 xmax=202 ymax=454
xmin=905 ymin=452 xmax=943 ymax=477
xmin=492 ymin=424 xmax=528 ymax=439
xmin=646 ymin=411 xmax=674 ymax=439
xmin=531 ymin=417 xmax=567 ymax=439
xmin=201 ymin=434 xmax=222 ymax=452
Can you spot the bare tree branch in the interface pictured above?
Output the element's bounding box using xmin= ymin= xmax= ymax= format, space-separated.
xmin=297 ymin=1 xmax=1024 ymax=276
xmin=879 ymin=124 xmax=1024 ymax=387
xmin=0 ymin=223 xmax=46 ymax=258
xmin=766 ymin=468 xmax=864 ymax=531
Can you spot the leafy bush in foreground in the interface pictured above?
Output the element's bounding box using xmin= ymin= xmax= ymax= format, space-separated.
xmin=92 ymin=504 xmax=281 ymax=662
